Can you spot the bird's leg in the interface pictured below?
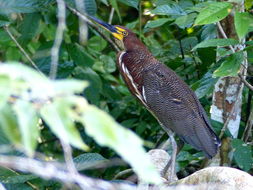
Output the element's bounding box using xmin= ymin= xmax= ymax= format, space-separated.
xmin=168 ymin=132 xmax=177 ymax=182
xmin=161 ymin=132 xmax=177 ymax=183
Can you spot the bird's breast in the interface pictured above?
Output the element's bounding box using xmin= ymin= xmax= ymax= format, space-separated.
xmin=117 ymin=51 xmax=148 ymax=106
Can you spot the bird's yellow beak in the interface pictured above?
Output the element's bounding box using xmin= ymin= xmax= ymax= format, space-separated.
xmin=88 ymin=16 xmax=124 ymax=41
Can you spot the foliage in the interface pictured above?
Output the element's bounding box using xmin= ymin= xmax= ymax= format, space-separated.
xmin=0 ymin=0 xmax=252 ymax=189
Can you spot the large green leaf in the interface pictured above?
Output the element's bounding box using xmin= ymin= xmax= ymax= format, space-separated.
xmin=151 ymin=4 xmax=185 ymax=16
xmin=192 ymin=39 xmax=239 ymax=50
xmin=194 ymin=2 xmax=232 ymax=25
xmin=18 ymin=13 xmax=41 ymax=45
xmin=40 ymin=97 xmax=89 ymax=151
xmin=174 ymin=13 xmax=197 ymax=29
xmin=0 ymin=0 xmax=53 ymax=15
xmin=213 ymin=52 xmax=243 ymax=77
xmin=232 ymin=139 xmax=253 ymax=171
xmin=67 ymin=43 xmax=94 ymax=69
xmin=144 ymin=18 xmax=171 ymax=29
xmin=0 ymin=105 xmax=21 ymax=145
xmin=234 ymin=11 xmax=250 ymax=40
xmin=0 ymin=75 xmax=11 ymax=109
xmin=13 ymin=100 xmax=39 ymax=156
xmin=78 ymin=104 xmax=161 ymax=184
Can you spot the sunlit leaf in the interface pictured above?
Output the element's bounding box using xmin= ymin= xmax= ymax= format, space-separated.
xmin=0 ymin=104 xmax=21 ymax=145
xmin=13 ymin=100 xmax=39 ymax=156
xmin=194 ymin=2 xmax=232 ymax=25
xmin=144 ymin=18 xmax=171 ymax=29
xmin=151 ymin=4 xmax=185 ymax=16
xmin=234 ymin=11 xmax=250 ymax=40
xmin=78 ymin=103 xmax=161 ymax=184
xmin=192 ymin=39 xmax=239 ymax=50
xmin=40 ymin=97 xmax=89 ymax=151
xmin=213 ymin=52 xmax=243 ymax=77
xmin=174 ymin=13 xmax=197 ymax=29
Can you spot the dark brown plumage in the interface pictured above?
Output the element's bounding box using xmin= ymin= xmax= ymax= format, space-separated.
xmin=116 ymin=27 xmax=220 ymax=158
xmin=89 ymin=17 xmax=220 ymax=158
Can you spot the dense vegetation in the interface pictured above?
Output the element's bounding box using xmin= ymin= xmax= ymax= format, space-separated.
xmin=0 ymin=0 xmax=252 ymax=189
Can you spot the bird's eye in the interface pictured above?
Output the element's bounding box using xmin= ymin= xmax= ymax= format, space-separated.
xmin=122 ymin=31 xmax=128 ymax=37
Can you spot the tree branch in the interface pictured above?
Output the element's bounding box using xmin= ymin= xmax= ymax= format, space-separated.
xmin=49 ymin=0 xmax=66 ymax=79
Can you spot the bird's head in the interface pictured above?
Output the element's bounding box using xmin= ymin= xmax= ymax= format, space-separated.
xmin=89 ymin=16 xmax=145 ymax=51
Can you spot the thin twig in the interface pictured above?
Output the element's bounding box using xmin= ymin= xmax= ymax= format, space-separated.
xmin=49 ymin=0 xmax=66 ymax=79
xmin=67 ymin=6 xmax=120 ymax=52
xmin=216 ymin=22 xmax=235 ymax=53
xmin=3 ymin=26 xmax=43 ymax=74
xmin=75 ymin=0 xmax=88 ymax=45
xmin=108 ymin=7 xmax=115 ymax=24
xmin=238 ymin=73 xmax=253 ymax=91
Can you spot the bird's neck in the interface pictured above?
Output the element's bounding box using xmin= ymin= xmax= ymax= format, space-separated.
xmin=124 ymin=38 xmax=150 ymax=53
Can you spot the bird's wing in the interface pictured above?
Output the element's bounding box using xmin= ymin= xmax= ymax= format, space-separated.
xmin=142 ymin=65 xmax=219 ymax=158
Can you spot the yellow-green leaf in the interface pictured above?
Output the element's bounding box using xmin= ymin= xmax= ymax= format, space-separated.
xmin=194 ymin=2 xmax=232 ymax=25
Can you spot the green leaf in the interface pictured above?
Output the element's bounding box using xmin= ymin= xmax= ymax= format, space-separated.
xmin=53 ymin=79 xmax=88 ymax=94
xmin=174 ymin=13 xmax=197 ymax=29
xmin=13 ymin=100 xmax=39 ymax=156
xmin=18 ymin=13 xmax=41 ymax=44
xmin=144 ymin=18 xmax=171 ymax=29
xmin=74 ymin=153 xmax=107 ymax=171
xmin=67 ymin=43 xmax=94 ymax=68
xmin=40 ymin=97 xmax=89 ymax=151
xmin=0 ymin=104 xmax=21 ymax=145
xmin=0 ymin=0 xmax=52 ymax=15
xmin=213 ymin=52 xmax=243 ymax=77
xmin=192 ymin=39 xmax=239 ymax=50
xmin=118 ymin=0 xmax=139 ymax=9
xmin=78 ymin=104 xmax=161 ymax=184
xmin=151 ymin=4 xmax=185 ymax=16
xmin=234 ymin=11 xmax=250 ymax=40
xmin=192 ymin=71 xmax=218 ymax=99
xmin=87 ymin=36 xmax=107 ymax=51
xmin=194 ymin=2 xmax=232 ymax=25
xmin=0 ymin=75 xmax=11 ymax=109
xmin=0 ymin=14 xmax=11 ymax=27
xmin=232 ymin=139 xmax=253 ymax=171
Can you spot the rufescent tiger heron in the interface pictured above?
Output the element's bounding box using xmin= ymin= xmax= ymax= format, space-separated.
xmin=89 ymin=16 xmax=220 ymax=180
